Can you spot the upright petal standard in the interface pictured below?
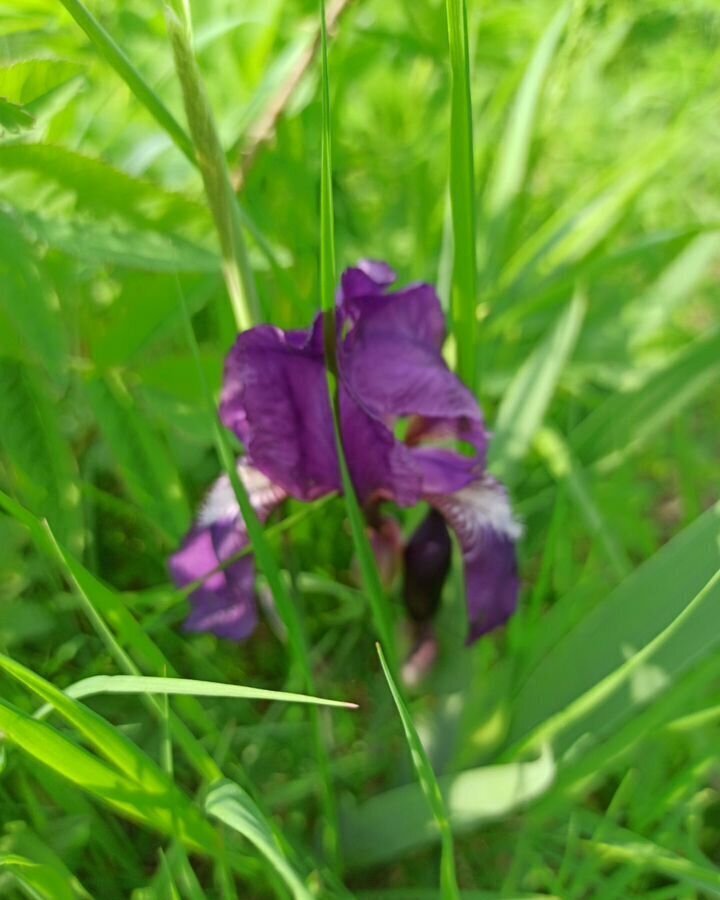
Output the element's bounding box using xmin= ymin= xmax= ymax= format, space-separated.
xmin=170 ymin=261 xmax=521 ymax=651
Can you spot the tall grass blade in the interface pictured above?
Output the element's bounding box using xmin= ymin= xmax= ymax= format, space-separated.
xmin=535 ymin=427 xmax=631 ymax=579
xmin=317 ymin=0 xmax=396 ymax=671
xmin=572 ymin=330 xmax=720 ymax=471
xmin=0 ymin=489 xmax=221 ymax=783
xmin=445 ymin=0 xmax=478 ymax=390
xmin=0 ymin=699 xmax=216 ymax=852
xmin=165 ymin=4 xmax=259 ymax=331
xmin=626 ymin=231 xmax=720 ymax=349
xmin=376 ymin=644 xmax=459 ymax=899
xmin=0 ymin=854 xmax=79 ymax=900
xmin=34 ymin=674 xmax=358 ymax=715
xmin=56 ymin=0 xmax=195 ymax=164
xmin=484 ymin=2 xmax=570 ymax=271
xmin=491 ymin=289 xmax=585 ymax=477
xmin=205 ymin=780 xmax=313 ymax=900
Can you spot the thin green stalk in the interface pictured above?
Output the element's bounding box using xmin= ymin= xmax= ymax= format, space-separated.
xmin=318 ymin=0 xmax=397 ymax=674
xmin=376 ymin=644 xmax=460 ymax=899
xmin=165 ymin=4 xmax=259 ymax=331
xmin=57 ymin=0 xmax=196 ymax=164
xmin=445 ymin=0 xmax=478 ymax=391
xmin=176 ymin=281 xmax=342 ymax=871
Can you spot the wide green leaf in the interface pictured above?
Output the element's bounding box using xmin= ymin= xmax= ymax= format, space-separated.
xmin=341 ymin=747 xmax=555 ymax=868
xmin=509 ymin=501 xmax=720 ymax=752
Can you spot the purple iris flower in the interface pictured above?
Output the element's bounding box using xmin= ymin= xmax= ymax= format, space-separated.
xmin=170 ymin=261 xmax=521 ymax=647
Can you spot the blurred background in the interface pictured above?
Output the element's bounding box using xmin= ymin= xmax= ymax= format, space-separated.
xmin=1 ymin=0 xmax=719 ymax=897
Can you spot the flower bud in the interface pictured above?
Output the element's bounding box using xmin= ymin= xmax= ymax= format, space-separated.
xmin=402 ymin=509 xmax=451 ymax=622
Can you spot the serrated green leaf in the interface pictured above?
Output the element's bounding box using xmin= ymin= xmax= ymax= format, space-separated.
xmin=0 ymin=211 xmax=67 ymax=373
xmin=0 ymin=143 xmax=208 ymax=230
xmin=0 ymin=96 xmax=34 ymax=133
xmin=22 ymin=212 xmax=220 ymax=274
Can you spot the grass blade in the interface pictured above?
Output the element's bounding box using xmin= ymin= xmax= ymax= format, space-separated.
xmin=490 ymin=289 xmax=585 ymax=478
xmin=483 ymin=2 xmax=570 ymax=271
xmin=0 ymin=698 xmax=215 ymax=852
xmin=318 ymin=0 xmax=396 ymax=671
xmin=534 ymin=427 xmax=632 ymax=579
xmin=445 ymin=0 xmax=478 ymax=390
xmin=56 ymin=0 xmax=195 ymax=164
xmin=376 ymin=644 xmax=459 ymax=899
xmin=205 ymin=780 xmax=313 ymax=900
xmin=165 ymin=3 xmax=259 ymax=331
xmin=509 ymin=500 xmax=720 ymax=753
xmin=0 ymin=489 xmax=221 ymax=783
xmin=571 ymin=330 xmax=720 ymax=472
xmin=35 ymin=674 xmax=358 ymax=714
xmin=341 ymin=746 xmax=555 ymax=868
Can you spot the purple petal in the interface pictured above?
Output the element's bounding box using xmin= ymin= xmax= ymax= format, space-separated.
xmin=169 ymin=461 xmax=286 ymax=640
xmin=340 ymin=388 xmax=421 ymax=505
xmin=221 ymin=325 xmax=339 ymax=500
xmin=428 ymin=476 xmax=521 ymax=642
xmin=343 ymin=281 xmax=446 ymax=350
xmin=402 ymin=509 xmax=452 ymax=622
xmin=339 ymin=260 xmax=396 ymax=301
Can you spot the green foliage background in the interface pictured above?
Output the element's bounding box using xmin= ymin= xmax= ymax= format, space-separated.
xmin=0 ymin=0 xmax=719 ymax=897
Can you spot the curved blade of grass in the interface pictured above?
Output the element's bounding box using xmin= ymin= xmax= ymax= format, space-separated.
xmin=341 ymin=746 xmax=555 ymax=868
xmin=56 ymin=0 xmax=195 ymax=164
xmin=571 ymin=330 xmax=720 ymax=472
xmin=376 ymin=644 xmax=459 ymax=899
xmin=165 ymin=3 xmax=259 ymax=330
xmin=0 ymin=699 xmax=215 ymax=853
xmin=205 ymin=780 xmax=312 ymax=900
xmin=485 ymin=2 xmax=571 ymax=220
xmin=534 ymin=427 xmax=632 ymax=579
xmin=318 ymin=0 xmax=396 ymax=672
xmin=0 ymin=489 xmax=221 ymax=783
xmin=517 ymin=564 xmax=720 ymax=755
xmin=490 ymin=288 xmax=585 ymax=478
xmin=445 ymin=0 xmax=478 ymax=390
xmin=34 ymin=674 xmax=357 ymax=718
xmin=626 ymin=231 xmax=720 ymax=350
xmin=0 ymin=855 xmax=77 ymax=900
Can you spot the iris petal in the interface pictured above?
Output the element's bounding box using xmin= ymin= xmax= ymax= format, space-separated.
xmin=428 ymin=476 xmax=521 ymax=642
xmin=169 ymin=461 xmax=286 ymax=640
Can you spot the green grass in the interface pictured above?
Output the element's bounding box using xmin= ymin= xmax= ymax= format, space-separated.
xmin=1 ymin=0 xmax=720 ymax=897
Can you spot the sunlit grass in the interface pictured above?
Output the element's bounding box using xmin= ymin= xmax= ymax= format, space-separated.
xmin=1 ymin=1 xmax=720 ymax=897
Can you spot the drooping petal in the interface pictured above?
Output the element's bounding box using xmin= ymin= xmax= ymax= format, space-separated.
xmin=428 ymin=476 xmax=521 ymax=643
xmin=220 ymin=324 xmax=339 ymax=500
xmin=172 ymin=523 xmax=258 ymax=640
xmin=169 ymin=461 xmax=286 ymax=640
